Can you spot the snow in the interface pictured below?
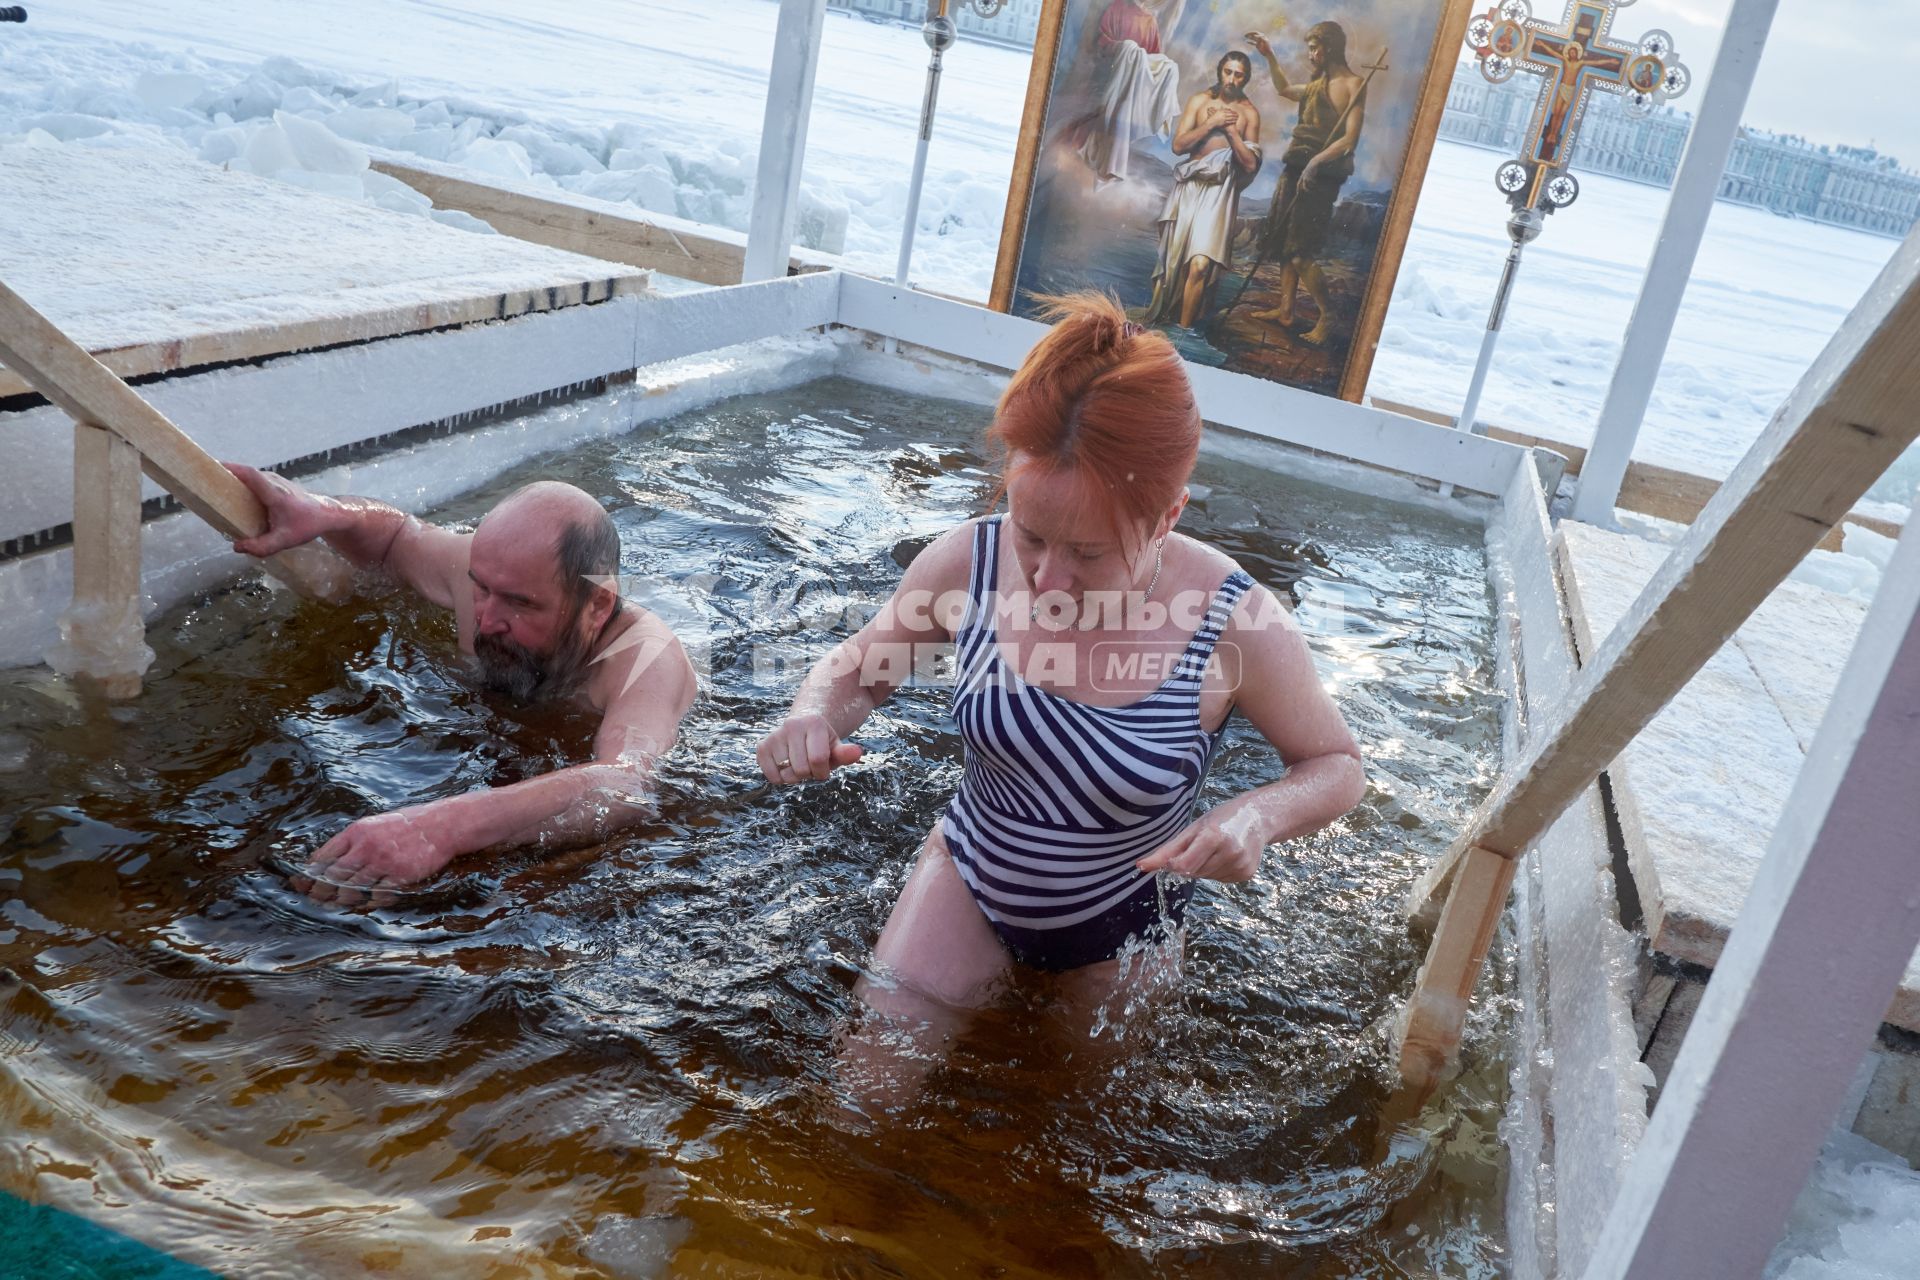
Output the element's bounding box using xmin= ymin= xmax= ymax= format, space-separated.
xmin=5 ymin=1 xmax=1911 ymax=515
xmin=0 ymin=144 xmax=641 ymax=358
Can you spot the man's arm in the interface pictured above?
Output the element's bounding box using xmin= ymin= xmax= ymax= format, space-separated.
xmin=225 ymin=463 xmax=466 ymax=608
xmin=297 ymin=614 xmax=698 ymax=905
xmin=1246 ymin=32 xmax=1303 ymax=101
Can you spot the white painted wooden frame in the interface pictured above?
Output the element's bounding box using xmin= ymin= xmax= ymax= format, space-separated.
xmin=1 ymin=298 xmax=642 ymax=544
xmin=0 ymin=275 xmax=842 ymax=544
xmin=834 ymin=275 xmax=1529 ymax=496
xmin=1572 ymin=0 xmax=1786 ymax=525
xmin=1582 ymin=514 xmax=1920 ymax=1280
xmin=743 ymin=0 xmax=829 ymax=284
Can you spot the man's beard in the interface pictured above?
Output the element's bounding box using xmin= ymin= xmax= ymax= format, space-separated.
xmin=474 ymin=614 xmax=596 ymax=702
xmin=1213 ymin=82 xmax=1246 ymax=101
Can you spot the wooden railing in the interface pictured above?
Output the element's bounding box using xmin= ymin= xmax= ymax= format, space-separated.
xmin=1397 ymin=224 xmax=1920 ymax=1096
xmin=0 ymin=278 xmax=354 ymax=697
xmin=369 ymin=155 xmax=841 ymax=287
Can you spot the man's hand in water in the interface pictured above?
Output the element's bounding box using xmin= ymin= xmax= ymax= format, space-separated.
xmin=295 ymin=805 xmax=461 ymax=906
xmin=1135 ymin=801 xmax=1267 ymax=883
xmin=758 ymin=713 xmax=864 ymax=784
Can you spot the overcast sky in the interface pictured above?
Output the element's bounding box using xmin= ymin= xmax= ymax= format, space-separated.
xmin=1573 ymin=0 xmax=1918 ymax=160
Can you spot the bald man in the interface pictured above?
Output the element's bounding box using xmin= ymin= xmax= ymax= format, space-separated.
xmin=225 ymin=464 xmax=697 ymax=905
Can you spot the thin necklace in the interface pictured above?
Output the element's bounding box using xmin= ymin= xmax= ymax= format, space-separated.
xmin=1031 ymin=540 xmax=1163 ymax=621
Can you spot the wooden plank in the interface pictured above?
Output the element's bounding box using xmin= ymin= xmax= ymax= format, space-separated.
xmin=1557 ymin=520 xmax=1920 ymax=1032
xmin=1586 ymin=518 xmax=1920 ymax=1280
xmin=1370 ymin=394 xmax=1904 ymax=551
xmin=2 ymin=296 xmax=644 ymax=545
xmin=1572 ymin=0 xmax=1788 ymax=525
xmin=1397 ymin=224 xmax=1920 ymax=1093
xmin=369 ymin=156 xmax=839 ymax=287
xmin=51 ymin=423 xmax=148 ymax=698
xmin=744 ymin=0 xmax=828 ymax=283
xmin=637 ymin=270 xmax=840 ymax=367
xmin=839 ymin=275 xmax=1531 ymax=496
xmin=1397 ymin=843 xmax=1518 ymax=1093
xmin=0 ymin=270 xmax=641 ymax=401
xmin=0 ymin=277 xmax=353 ymax=602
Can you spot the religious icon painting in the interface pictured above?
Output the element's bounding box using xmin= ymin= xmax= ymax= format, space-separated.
xmin=991 ymin=0 xmax=1473 ymax=401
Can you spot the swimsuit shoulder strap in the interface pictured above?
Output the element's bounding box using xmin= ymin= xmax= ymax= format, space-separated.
xmin=1177 ymin=568 xmax=1256 ymax=675
xmin=958 ymin=515 xmax=1003 ymax=640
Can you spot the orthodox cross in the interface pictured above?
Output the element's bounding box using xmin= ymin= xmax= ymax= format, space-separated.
xmin=1466 ymin=0 xmax=1690 ymax=214
xmin=1444 ymin=2 xmax=1690 ymax=448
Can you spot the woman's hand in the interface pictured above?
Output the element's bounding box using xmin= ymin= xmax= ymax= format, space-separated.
xmin=758 ymin=713 xmax=864 ymax=784
xmin=1136 ymin=801 xmax=1268 ymax=883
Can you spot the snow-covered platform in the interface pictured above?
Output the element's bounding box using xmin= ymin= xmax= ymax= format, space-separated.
xmin=1556 ymin=520 xmax=1920 ymax=1165
xmin=0 ymin=143 xmax=649 ymax=401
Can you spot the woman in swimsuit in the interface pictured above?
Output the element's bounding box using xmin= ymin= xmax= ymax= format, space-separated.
xmin=758 ymin=294 xmax=1364 ymax=1058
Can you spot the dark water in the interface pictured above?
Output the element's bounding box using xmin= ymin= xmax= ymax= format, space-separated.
xmin=0 ymin=377 xmax=1511 ymax=1277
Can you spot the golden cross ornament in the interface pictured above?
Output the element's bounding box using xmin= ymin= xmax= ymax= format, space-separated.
xmin=1466 ymin=0 xmax=1690 ymax=214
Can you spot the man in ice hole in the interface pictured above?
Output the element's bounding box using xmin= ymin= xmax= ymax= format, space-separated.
xmin=226 ymin=464 xmax=696 ymax=905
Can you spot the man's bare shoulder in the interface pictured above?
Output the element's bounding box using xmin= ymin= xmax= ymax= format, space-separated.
xmin=588 ymin=603 xmax=693 ymax=710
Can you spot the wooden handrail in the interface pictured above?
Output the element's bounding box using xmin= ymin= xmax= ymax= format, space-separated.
xmin=0 ymin=276 xmax=354 ymax=603
xmin=1397 ymin=227 xmax=1920 ymax=1097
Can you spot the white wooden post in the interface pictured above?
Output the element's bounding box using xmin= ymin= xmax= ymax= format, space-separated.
xmin=1570 ymin=0 xmax=1782 ymax=525
xmin=1581 ymin=515 xmax=1920 ymax=1280
xmin=45 ymin=422 xmax=151 ymax=698
xmin=742 ymin=0 xmax=828 ymax=284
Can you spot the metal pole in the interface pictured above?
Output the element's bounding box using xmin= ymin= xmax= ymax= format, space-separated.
xmin=1456 ymin=207 xmax=1543 ymax=437
xmin=1569 ymin=0 xmax=1783 ymax=525
xmin=743 ymin=0 xmax=828 ymax=284
xmin=896 ymin=4 xmax=958 ymax=288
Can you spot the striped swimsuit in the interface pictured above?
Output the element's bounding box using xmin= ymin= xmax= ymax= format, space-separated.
xmin=940 ymin=516 xmax=1256 ymax=971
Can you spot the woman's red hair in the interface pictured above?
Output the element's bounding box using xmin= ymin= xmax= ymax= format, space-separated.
xmin=987 ymin=292 xmax=1200 ymax=554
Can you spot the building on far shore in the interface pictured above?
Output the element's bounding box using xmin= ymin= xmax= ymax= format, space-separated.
xmin=1440 ymin=61 xmax=1920 ymax=239
xmin=826 ymin=0 xmax=1045 ymax=48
